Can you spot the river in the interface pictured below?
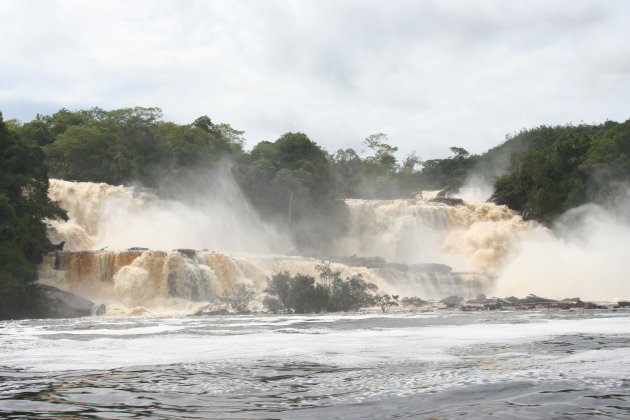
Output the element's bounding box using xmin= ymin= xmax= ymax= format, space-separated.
xmin=2 ymin=310 xmax=629 ymax=419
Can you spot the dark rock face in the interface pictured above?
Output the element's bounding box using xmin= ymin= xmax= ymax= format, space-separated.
xmin=177 ymin=249 xmax=196 ymax=258
xmin=27 ymin=283 xmax=95 ymax=318
xmin=429 ymin=197 xmax=464 ymax=206
xmin=615 ymin=301 xmax=630 ymax=308
xmin=440 ymin=295 xmax=464 ymax=307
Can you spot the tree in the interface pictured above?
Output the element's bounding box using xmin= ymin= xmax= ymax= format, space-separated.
xmin=315 ymin=260 xmax=341 ymax=288
xmin=219 ymin=283 xmax=258 ymax=313
xmin=0 ymin=112 xmax=67 ymax=319
xmin=374 ymin=294 xmax=400 ymax=313
xmin=363 ymin=133 xmax=398 ymax=172
xmin=265 ymin=272 xmax=292 ymax=313
xmin=237 ymin=132 xmax=343 ymax=249
xmin=449 ymin=147 xmax=470 ymax=159
xmin=328 ymin=274 xmax=377 ymax=312
xmin=263 ymin=271 xmax=379 ymax=314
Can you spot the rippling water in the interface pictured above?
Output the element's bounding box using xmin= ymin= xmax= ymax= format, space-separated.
xmin=1 ymin=310 xmax=629 ymax=419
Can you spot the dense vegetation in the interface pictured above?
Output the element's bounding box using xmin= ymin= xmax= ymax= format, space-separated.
xmin=262 ymin=263 xmax=398 ymax=313
xmin=2 ymin=105 xmax=629 ymax=318
xmin=489 ymin=120 xmax=630 ymax=223
xmin=7 ymin=106 xmax=475 ymax=250
xmin=0 ymin=113 xmax=67 ymax=319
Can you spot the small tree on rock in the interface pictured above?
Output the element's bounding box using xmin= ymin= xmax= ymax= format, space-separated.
xmin=220 ymin=283 xmax=257 ymax=313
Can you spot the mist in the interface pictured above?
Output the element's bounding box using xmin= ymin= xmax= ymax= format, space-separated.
xmin=453 ymin=174 xmax=494 ymax=203
xmin=48 ymin=165 xmax=290 ymax=254
xmin=494 ymin=195 xmax=630 ymax=300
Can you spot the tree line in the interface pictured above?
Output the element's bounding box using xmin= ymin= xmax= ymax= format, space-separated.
xmin=6 ymin=106 xmax=477 ymax=249
xmin=2 ymin=105 xmax=629 ymax=318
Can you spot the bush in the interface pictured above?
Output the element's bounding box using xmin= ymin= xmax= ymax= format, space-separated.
xmin=219 ymin=283 xmax=257 ymax=313
xmin=263 ymin=269 xmax=379 ymax=314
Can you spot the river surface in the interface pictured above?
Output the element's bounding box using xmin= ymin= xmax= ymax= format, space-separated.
xmin=1 ymin=310 xmax=629 ymax=419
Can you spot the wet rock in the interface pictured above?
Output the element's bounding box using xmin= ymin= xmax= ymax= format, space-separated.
xmin=177 ymin=249 xmax=196 ymax=258
xmin=128 ymin=247 xmax=148 ymax=252
xmin=584 ymin=302 xmax=608 ymax=309
xmin=522 ymin=294 xmax=557 ymax=304
xmin=193 ymin=307 xmax=231 ymax=316
xmin=440 ymin=295 xmax=464 ymax=308
xmin=614 ymin=301 xmax=630 ymax=308
xmin=483 ymin=302 xmax=503 ymax=310
xmin=27 ymin=283 xmax=95 ymax=318
xmin=466 ymin=294 xmax=488 ymax=304
xmin=93 ymin=303 xmax=107 ymax=315
xmin=401 ymin=296 xmax=429 ymax=307
xmin=429 ymin=197 xmax=464 ymax=206
xmin=45 ymin=241 xmax=65 ymax=252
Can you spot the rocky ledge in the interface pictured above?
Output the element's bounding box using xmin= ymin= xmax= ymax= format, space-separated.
xmin=429 ymin=294 xmax=618 ymax=311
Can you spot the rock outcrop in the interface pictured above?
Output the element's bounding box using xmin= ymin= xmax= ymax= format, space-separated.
xmin=27 ymin=283 xmax=96 ymax=318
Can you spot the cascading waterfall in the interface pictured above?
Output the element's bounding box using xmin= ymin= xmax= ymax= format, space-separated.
xmin=39 ymin=180 xmax=542 ymax=314
xmin=336 ymin=194 xmax=540 ymax=272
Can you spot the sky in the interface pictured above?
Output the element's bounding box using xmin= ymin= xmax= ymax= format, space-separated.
xmin=1 ymin=0 xmax=629 ymax=159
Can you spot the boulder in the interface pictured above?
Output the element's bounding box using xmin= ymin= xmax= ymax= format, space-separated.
xmin=27 ymin=283 xmax=95 ymax=318
xmin=440 ymin=295 xmax=463 ymax=308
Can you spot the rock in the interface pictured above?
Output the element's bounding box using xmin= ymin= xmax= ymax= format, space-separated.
xmin=584 ymin=302 xmax=607 ymax=309
xmin=44 ymin=241 xmax=65 ymax=252
xmin=522 ymin=294 xmax=557 ymax=304
xmin=127 ymin=247 xmax=148 ymax=252
xmin=177 ymin=249 xmax=196 ymax=258
xmin=615 ymin=301 xmax=630 ymax=308
xmin=466 ymin=294 xmax=488 ymax=304
xmin=93 ymin=303 xmax=107 ymax=315
xmin=401 ymin=296 xmax=429 ymax=307
xmin=193 ymin=307 xmax=231 ymax=316
xmin=440 ymin=295 xmax=463 ymax=308
xmin=429 ymin=197 xmax=464 ymax=206
xmin=27 ymin=283 xmax=95 ymax=318
xmin=484 ymin=302 xmax=503 ymax=310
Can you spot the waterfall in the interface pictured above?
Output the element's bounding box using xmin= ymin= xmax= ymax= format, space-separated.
xmin=336 ymin=194 xmax=540 ymax=272
xmin=41 ymin=180 xmax=545 ymax=314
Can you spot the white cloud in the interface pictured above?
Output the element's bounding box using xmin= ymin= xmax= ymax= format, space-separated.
xmin=1 ymin=0 xmax=629 ymax=158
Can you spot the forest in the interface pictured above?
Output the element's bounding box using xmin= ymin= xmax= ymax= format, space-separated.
xmin=1 ymin=106 xmax=629 ymax=318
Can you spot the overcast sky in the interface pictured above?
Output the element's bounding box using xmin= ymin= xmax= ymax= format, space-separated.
xmin=1 ymin=0 xmax=629 ymax=158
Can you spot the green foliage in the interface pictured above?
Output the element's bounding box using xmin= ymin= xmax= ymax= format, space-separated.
xmin=492 ymin=119 xmax=630 ymax=223
xmin=374 ymin=294 xmax=400 ymax=313
xmin=263 ymin=269 xmax=379 ymax=314
xmin=29 ymin=107 xmax=240 ymax=187
xmin=331 ymin=134 xmax=426 ymax=199
xmin=18 ymin=105 xmax=630 ymax=255
xmin=327 ymin=274 xmax=377 ymax=312
xmin=0 ymin=112 xmax=67 ymax=319
xmin=264 ymin=272 xmax=330 ymax=314
xmin=219 ymin=283 xmax=257 ymax=313
xmin=475 ymin=122 xmax=615 ymax=181
xmin=237 ymin=132 xmax=343 ymax=248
